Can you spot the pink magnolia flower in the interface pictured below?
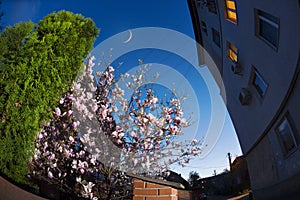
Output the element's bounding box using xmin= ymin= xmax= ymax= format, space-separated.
xmin=108 ymin=66 xmax=115 ymax=72
xmin=176 ymin=109 xmax=184 ymax=117
xmin=157 ymin=129 xmax=163 ymax=137
xmin=59 ymin=98 xmax=64 ymax=104
xmin=49 ymin=153 xmax=55 ymax=160
xmin=170 ymin=98 xmax=180 ymax=106
xmin=43 ymin=142 xmax=48 ymax=150
xmin=80 ymin=168 xmax=85 ymax=174
xmin=173 ymin=116 xmax=181 ymax=124
xmin=74 ymin=83 xmax=81 ymax=91
xmin=50 ymin=162 xmax=57 ymax=168
xmin=68 ymin=110 xmax=73 ymax=116
xmin=37 ymin=133 xmax=43 ymax=140
xmin=170 ymin=125 xmax=178 ymax=134
xmin=48 ymin=171 xmax=53 ymax=179
xmin=76 ymin=177 xmax=82 ymax=183
xmin=72 ymin=160 xmax=77 ymax=169
xmin=58 ymin=146 xmax=63 ymax=153
xmin=117 ymin=139 xmax=122 ymax=144
xmin=73 ymin=121 xmax=80 ymax=128
xmin=54 ymin=107 xmax=61 ymax=116
xmin=150 ymin=97 xmax=158 ymax=104
xmin=192 ymin=139 xmax=199 ymax=145
xmin=86 ymin=92 xmax=93 ymax=100
xmin=118 ymin=132 xmax=125 ymax=138
xmin=112 ymin=131 xmax=118 ymax=138
xmin=69 ymin=136 xmax=75 ymax=143
xmin=83 ymin=182 xmax=95 ymax=194
xmin=90 ymin=157 xmax=96 ymax=165
xmin=165 ymin=114 xmax=171 ymax=121
xmin=180 ymin=118 xmax=188 ymax=126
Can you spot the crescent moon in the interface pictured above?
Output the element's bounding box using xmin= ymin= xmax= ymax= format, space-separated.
xmin=123 ymin=30 xmax=132 ymax=43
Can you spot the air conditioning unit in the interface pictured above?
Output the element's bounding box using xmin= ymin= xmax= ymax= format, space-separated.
xmin=239 ymin=88 xmax=252 ymax=105
xmin=231 ymin=61 xmax=243 ymax=75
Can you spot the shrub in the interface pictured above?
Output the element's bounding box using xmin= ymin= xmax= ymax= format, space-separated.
xmin=0 ymin=10 xmax=99 ymax=184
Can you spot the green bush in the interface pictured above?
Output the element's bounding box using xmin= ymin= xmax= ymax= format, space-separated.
xmin=0 ymin=10 xmax=99 ymax=184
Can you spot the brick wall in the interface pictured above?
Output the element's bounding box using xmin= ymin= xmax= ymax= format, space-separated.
xmin=178 ymin=189 xmax=192 ymax=200
xmin=133 ymin=178 xmax=178 ymax=200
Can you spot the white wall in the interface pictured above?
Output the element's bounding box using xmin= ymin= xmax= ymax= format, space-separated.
xmin=219 ymin=0 xmax=300 ymax=153
xmin=193 ymin=0 xmax=300 ymax=197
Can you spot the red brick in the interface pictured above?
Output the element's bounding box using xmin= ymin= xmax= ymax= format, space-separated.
xmin=146 ymin=196 xmax=177 ymax=200
xmin=159 ymin=188 xmax=177 ymax=195
xmin=133 ymin=196 xmax=145 ymax=200
xmin=134 ymin=181 xmax=145 ymax=188
xmin=178 ymin=190 xmax=191 ymax=199
xmin=134 ymin=189 xmax=158 ymax=195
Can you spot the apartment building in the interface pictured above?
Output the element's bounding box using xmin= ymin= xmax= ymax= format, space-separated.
xmin=187 ymin=0 xmax=300 ymax=199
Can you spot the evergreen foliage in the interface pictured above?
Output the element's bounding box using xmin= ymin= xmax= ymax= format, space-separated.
xmin=0 ymin=22 xmax=35 ymax=66
xmin=0 ymin=10 xmax=99 ymax=184
xmin=188 ymin=171 xmax=200 ymax=187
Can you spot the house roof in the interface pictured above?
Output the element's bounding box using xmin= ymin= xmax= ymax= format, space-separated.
xmin=165 ymin=170 xmax=191 ymax=189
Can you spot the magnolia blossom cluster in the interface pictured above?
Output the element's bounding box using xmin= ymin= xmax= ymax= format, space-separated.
xmin=72 ymin=56 xmax=202 ymax=173
xmin=29 ymin=89 xmax=132 ymax=199
xmin=83 ymin=56 xmax=202 ymax=173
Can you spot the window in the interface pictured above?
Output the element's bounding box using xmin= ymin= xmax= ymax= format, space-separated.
xmin=195 ymin=0 xmax=206 ymax=8
xmin=212 ymin=28 xmax=220 ymax=47
xmin=226 ymin=41 xmax=238 ymax=62
xmin=224 ymin=0 xmax=237 ymax=23
xmin=201 ymin=21 xmax=208 ymax=35
xmin=207 ymin=0 xmax=217 ymax=14
xmin=255 ymin=9 xmax=279 ymax=49
xmin=276 ymin=113 xmax=299 ymax=155
xmin=251 ymin=68 xmax=268 ymax=97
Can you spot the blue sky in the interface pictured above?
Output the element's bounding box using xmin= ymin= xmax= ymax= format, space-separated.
xmin=1 ymin=0 xmax=242 ymax=179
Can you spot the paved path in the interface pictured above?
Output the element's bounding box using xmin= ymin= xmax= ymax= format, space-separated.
xmin=0 ymin=176 xmax=46 ymax=200
xmin=207 ymin=193 xmax=250 ymax=200
xmin=227 ymin=193 xmax=250 ymax=200
xmin=1 ymin=175 xmax=251 ymax=200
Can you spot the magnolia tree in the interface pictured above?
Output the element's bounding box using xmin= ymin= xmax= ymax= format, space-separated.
xmin=30 ymin=89 xmax=133 ymax=199
xmin=29 ymin=56 xmax=201 ymax=199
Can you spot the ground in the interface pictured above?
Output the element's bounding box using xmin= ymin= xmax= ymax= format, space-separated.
xmin=207 ymin=193 xmax=250 ymax=200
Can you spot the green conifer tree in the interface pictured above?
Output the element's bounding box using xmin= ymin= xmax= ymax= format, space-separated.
xmin=0 ymin=10 xmax=99 ymax=184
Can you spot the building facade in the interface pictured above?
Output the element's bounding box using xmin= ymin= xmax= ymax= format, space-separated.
xmin=187 ymin=0 xmax=300 ymax=199
xmin=230 ymin=155 xmax=251 ymax=194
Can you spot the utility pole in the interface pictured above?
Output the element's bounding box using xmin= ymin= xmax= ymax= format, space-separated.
xmin=227 ymin=152 xmax=232 ymax=171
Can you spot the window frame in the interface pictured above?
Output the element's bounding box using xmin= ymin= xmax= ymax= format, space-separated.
xmin=212 ymin=28 xmax=221 ymax=47
xmin=224 ymin=0 xmax=238 ymax=24
xmin=250 ymin=67 xmax=269 ymax=98
xmin=200 ymin=20 xmax=208 ymax=36
xmin=207 ymin=0 xmax=218 ymax=14
xmin=226 ymin=41 xmax=238 ymax=62
xmin=254 ymin=9 xmax=280 ymax=50
xmin=276 ymin=113 xmax=299 ymax=156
